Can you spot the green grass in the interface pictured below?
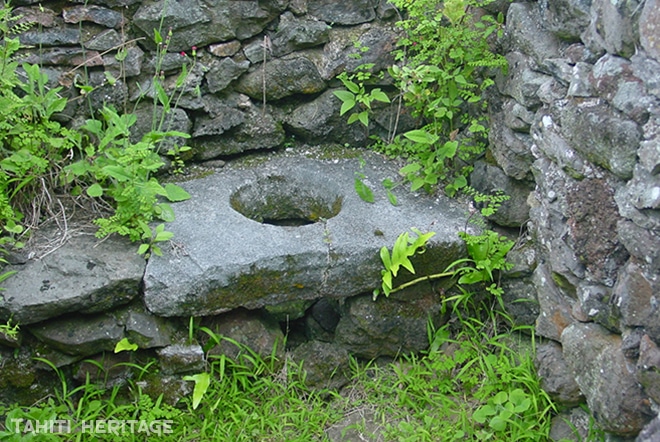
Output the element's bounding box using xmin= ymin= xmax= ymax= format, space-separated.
xmin=0 ymin=298 xmax=569 ymax=442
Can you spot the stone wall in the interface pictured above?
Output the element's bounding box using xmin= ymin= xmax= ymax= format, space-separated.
xmin=10 ymin=0 xmax=401 ymax=156
xmin=2 ymin=0 xmax=660 ymax=439
xmin=479 ymin=0 xmax=660 ymax=439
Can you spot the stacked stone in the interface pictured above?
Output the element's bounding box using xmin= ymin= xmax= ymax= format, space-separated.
xmin=481 ymin=0 xmax=660 ymax=439
xmin=11 ymin=0 xmax=400 ymax=158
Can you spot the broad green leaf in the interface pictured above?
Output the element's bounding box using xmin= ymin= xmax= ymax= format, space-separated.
xmin=453 ymin=175 xmax=467 ymax=189
xmin=411 ymin=178 xmax=426 ymax=191
xmin=473 ymin=404 xmax=495 ymax=423
xmin=493 ymin=391 xmax=509 ymax=405
xmin=403 ymin=129 xmax=439 ymax=145
xmin=114 ymin=337 xmax=138 ymax=353
xmin=86 ymin=183 xmax=103 ymax=197
xmin=370 ymin=88 xmax=390 ymax=103
xmin=154 ymin=230 xmax=174 ymax=242
xmin=357 ymin=111 xmax=369 ymax=127
xmin=382 ymin=178 xmax=395 ymax=189
xmin=333 ymin=90 xmax=355 ymax=103
xmin=347 ymin=113 xmax=361 ymax=125
xmin=399 ymin=163 xmax=421 ymax=175
xmin=340 ymin=99 xmax=356 ymax=116
xmin=183 ymin=372 xmax=211 ymax=410
xmin=489 ymin=415 xmax=507 ymax=432
xmin=157 ymin=203 xmax=176 ymax=222
xmin=137 ymin=243 xmax=150 ymax=256
xmin=438 ymin=140 xmax=458 ymax=160
xmin=354 ymin=178 xmax=375 ymax=203
xmin=102 ymin=165 xmax=133 ymax=182
xmin=164 ymin=183 xmax=191 ymax=202
xmin=66 ymin=161 xmax=90 ymax=177
xmin=343 ymin=79 xmax=360 ymax=94
xmin=458 ymin=270 xmax=486 ymax=285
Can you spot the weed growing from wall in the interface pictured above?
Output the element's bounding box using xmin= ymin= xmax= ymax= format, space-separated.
xmin=0 ymin=2 xmax=193 ymax=261
xmin=385 ymin=0 xmax=507 ymax=195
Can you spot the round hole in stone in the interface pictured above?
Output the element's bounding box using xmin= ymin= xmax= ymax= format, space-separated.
xmin=230 ymin=174 xmax=343 ymax=226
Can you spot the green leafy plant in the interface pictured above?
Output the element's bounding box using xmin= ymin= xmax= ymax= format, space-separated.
xmin=371 ymin=0 xmax=507 ymax=195
xmin=64 ymin=105 xmax=191 ymax=243
xmin=374 ymin=227 xmax=514 ymax=299
xmin=374 ymin=228 xmax=436 ymax=298
xmin=334 ymin=64 xmax=390 ymax=131
xmin=0 ymin=317 xmax=18 ymax=340
xmin=473 ymin=388 xmax=532 ymax=433
xmin=0 ymin=3 xmax=194 ymax=258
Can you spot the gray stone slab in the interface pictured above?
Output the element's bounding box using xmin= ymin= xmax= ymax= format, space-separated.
xmin=0 ymin=233 xmax=146 ymax=325
xmin=143 ymin=152 xmax=469 ymax=317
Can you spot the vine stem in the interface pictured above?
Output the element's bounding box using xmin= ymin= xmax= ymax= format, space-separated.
xmin=388 ymin=270 xmax=456 ymax=295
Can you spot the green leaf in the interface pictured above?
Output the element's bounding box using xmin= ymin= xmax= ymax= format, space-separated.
xmin=411 ymin=178 xmax=426 ymax=191
xmin=154 ymin=81 xmax=170 ymax=111
xmin=333 ymin=89 xmax=355 ymax=103
xmin=489 ymin=415 xmax=507 ymax=432
xmin=114 ymin=337 xmax=138 ymax=353
xmin=86 ymin=183 xmax=103 ymax=197
xmin=458 ymin=269 xmax=486 ymax=285
xmin=370 ymin=88 xmax=390 ymax=103
xmin=164 ymin=183 xmax=191 ymax=202
xmin=183 ymin=372 xmax=211 ymax=410
xmin=400 ymin=257 xmax=415 ymax=274
xmin=453 ymin=175 xmax=467 ymax=189
xmin=439 ymin=140 xmax=458 ymax=160
xmin=380 ymin=246 xmax=392 ymax=270
xmin=399 ymin=163 xmax=421 ymax=175
xmin=175 ymin=63 xmax=188 ymax=88
xmin=403 ymin=129 xmax=439 ymax=145
xmin=386 ymin=189 xmax=398 ymax=206
xmin=493 ymin=391 xmax=509 ymax=405
xmin=66 ymin=160 xmax=91 ymax=177
xmin=343 ymin=79 xmax=360 ymax=94
xmin=357 ymin=111 xmax=369 ymax=127
xmin=354 ymin=177 xmax=375 ymax=203
xmin=157 ymin=203 xmax=176 ymax=222
xmin=339 ymin=99 xmax=356 ymax=116
xmin=137 ymin=243 xmax=150 ymax=256
xmin=382 ymin=178 xmax=395 ymax=189
xmin=347 ymin=113 xmax=361 ymax=125
xmin=154 ymin=229 xmax=174 ymax=242
xmin=102 ymin=165 xmax=133 ymax=182
xmin=382 ymin=271 xmax=392 ymax=291
xmin=473 ymin=404 xmax=495 ymax=423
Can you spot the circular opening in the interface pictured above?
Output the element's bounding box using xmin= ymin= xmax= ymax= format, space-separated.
xmin=230 ymin=175 xmax=343 ymax=226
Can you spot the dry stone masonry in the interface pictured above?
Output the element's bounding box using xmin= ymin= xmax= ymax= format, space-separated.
xmin=0 ymin=0 xmax=659 ymax=439
xmin=473 ymin=0 xmax=660 ymax=439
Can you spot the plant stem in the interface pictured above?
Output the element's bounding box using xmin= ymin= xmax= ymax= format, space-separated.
xmin=389 ymin=270 xmax=455 ymax=295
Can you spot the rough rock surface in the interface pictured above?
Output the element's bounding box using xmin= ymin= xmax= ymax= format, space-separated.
xmin=561 ymin=323 xmax=653 ymax=435
xmin=144 ymin=152 xmax=468 ymax=317
xmin=0 ymin=232 xmax=146 ymax=325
